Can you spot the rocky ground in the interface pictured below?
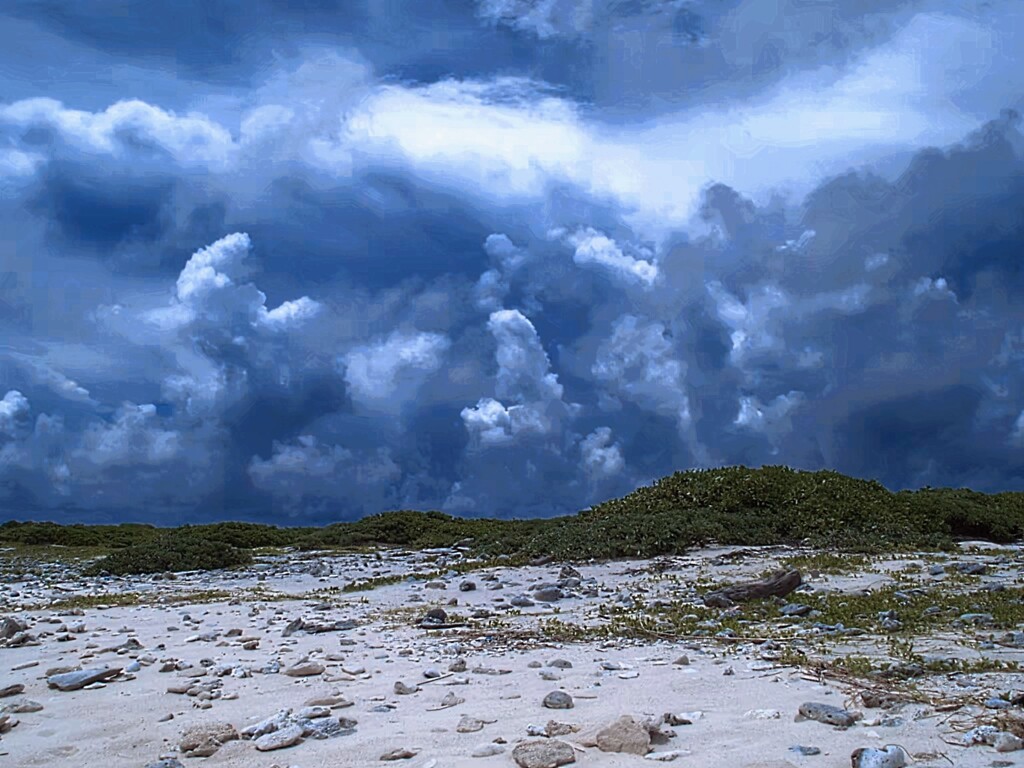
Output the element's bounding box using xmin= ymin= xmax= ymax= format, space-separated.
xmin=0 ymin=541 xmax=1022 ymax=768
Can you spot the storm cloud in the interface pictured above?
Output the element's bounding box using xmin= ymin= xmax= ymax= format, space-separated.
xmin=1 ymin=1 xmax=1023 ymax=522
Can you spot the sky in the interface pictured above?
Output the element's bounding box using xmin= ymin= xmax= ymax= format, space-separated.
xmin=2 ymin=0 xmax=1024 ymax=524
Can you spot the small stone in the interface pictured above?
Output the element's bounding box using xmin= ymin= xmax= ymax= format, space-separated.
xmin=381 ymin=747 xmax=419 ymax=760
xmin=284 ymin=661 xmax=325 ymax=677
xmin=254 ymin=724 xmax=305 ymax=751
xmin=672 ymin=656 xmax=689 ymax=666
xmin=145 ymin=760 xmax=186 ymax=768
xmin=394 ymin=681 xmax=419 ymax=695
xmin=797 ymin=702 xmax=858 ymax=727
xmin=995 ymin=732 xmax=1024 ymax=752
xmin=459 ymin=581 xmax=477 ymax=592
xmin=0 ymin=684 xmax=24 ymax=698
xmin=790 ymin=745 xmax=821 ymax=756
xmin=850 ymin=745 xmax=907 ymax=767
xmin=512 ymin=739 xmax=576 ymax=768
xmin=745 ymin=709 xmax=781 ymax=720
xmin=645 ymin=751 xmax=689 ymax=762
xmin=457 ymin=715 xmax=486 ymax=733
xmin=179 ymin=722 xmax=239 ymax=758
xmin=548 ymin=659 xmax=573 ymax=669
xmin=543 ymin=691 xmax=574 ymax=709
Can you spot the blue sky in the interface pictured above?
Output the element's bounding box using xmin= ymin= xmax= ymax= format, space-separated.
xmin=2 ymin=0 xmax=1024 ymax=523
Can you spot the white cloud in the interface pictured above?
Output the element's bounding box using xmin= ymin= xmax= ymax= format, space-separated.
xmin=734 ymin=391 xmax=804 ymax=453
xmin=462 ymin=308 xmax=574 ymax=446
xmin=343 ymin=331 xmax=451 ymax=413
xmin=561 ymin=227 xmax=658 ymax=286
xmin=75 ymin=403 xmax=181 ymax=467
xmin=0 ymin=97 xmax=234 ymax=167
xmin=580 ymin=426 xmax=624 ymax=479
xmin=592 ymin=314 xmax=691 ymax=428
xmin=150 ymin=232 xmax=321 ymax=333
xmin=489 ymin=309 xmax=564 ymax=403
xmin=0 ymin=390 xmax=29 ymax=437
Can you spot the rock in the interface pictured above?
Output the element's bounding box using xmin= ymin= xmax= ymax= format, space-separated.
xmin=254 ymin=723 xmax=304 ymax=751
xmin=380 ymin=747 xmax=419 ymax=760
xmin=47 ymin=667 xmax=121 ymax=691
xmin=0 ymin=617 xmax=29 ymax=640
xmin=646 ymin=751 xmax=689 ymax=762
xmin=512 ymin=739 xmax=576 ymax=768
xmin=459 ymin=581 xmax=477 ymax=592
xmin=472 ymin=743 xmax=505 ymax=757
xmin=543 ymin=691 xmax=574 ymax=709
xmin=595 ymin=715 xmax=651 ymax=755
xmin=449 ymin=658 xmax=468 ymax=672
xmin=457 ymin=715 xmax=486 ymax=733
xmin=0 ymin=684 xmax=24 ymax=698
xmin=850 ymin=745 xmax=908 ymax=767
xmin=995 ymin=732 xmax=1024 ymax=752
xmin=745 ymin=709 xmax=781 ymax=720
xmin=1 ymin=699 xmax=43 ymax=714
xmin=705 ymin=569 xmax=802 ymax=607
xmin=145 ymin=760 xmax=185 ymax=768
xmin=241 ymin=710 xmax=292 ymax=739
xmin=179 ymin=722 xmax=239 ymax=758
xmin=511 ymin=596 xmax=536 ymax=607
xmin=791 ymin=745 xmax=821 ymax=756
xmin=0 ymin=713 xmax=18 ymax=734
xmin=420 ymin=608 xmax=448 ymax=626
xmin=548 ymin=659 xmax=573 ymax=669
xmin=284 ymin=661 xmax=325 ymax=677
xmin=797 ymin=702 xmax=858 ymax=727
xmin=394 ymin=681 xmax=419 ymax=695
xmin=780 ymin=604 xmax=812 ymax=617
xmin=534 ymin=587 xmax=564 ymax=602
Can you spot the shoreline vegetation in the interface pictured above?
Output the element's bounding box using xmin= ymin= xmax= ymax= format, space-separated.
xmin=2 ymin=465 xmax=1022 ymax=575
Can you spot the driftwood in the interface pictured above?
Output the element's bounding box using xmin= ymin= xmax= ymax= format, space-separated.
xmin=703 ymin=568 xmax=802 ymax=608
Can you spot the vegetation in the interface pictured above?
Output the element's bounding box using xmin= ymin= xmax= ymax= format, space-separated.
xmin=3 ymin=465 xmax=1022 ymax=574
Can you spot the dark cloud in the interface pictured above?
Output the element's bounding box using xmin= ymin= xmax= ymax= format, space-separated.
xmin=2 ymin=2 xmax=1024 ymax=522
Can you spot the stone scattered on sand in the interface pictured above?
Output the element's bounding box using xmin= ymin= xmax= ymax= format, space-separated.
xmin=380 ymin=747 xmax=419 ymax=760
xmin=179 ymin=722 xmax=239 ymax=758
xmin=0 ymin=684 xmax=24 ymax=698
xmin=543 ymin=691 xmax=574 ymax=709
xmin=797 ymin=702 xmax=858 ymax=727
xmin=394 ymin=681 xmax=419 ymax=695
xmin=254 ymin=723 xmax=304 ymax=751
xmin=145 ymin=760 xmax=185 ymax=768
xmin=995 ymin=732 xmax=1024 ymax=752
xmin=284 ymin=661 xmax=325 ymax=677
xmin=1 ymin=699 xmax=43 ymax=714
xmin=512 ymin=739 xmax=577 ymax=768
xmin=595 ymin=715 xmax=651 ymax=755
xmin=850 ymin=745 xmax=908 ymax=767
xmin=47 ymin=667 xmax=121 ymax=691
xmin=456 ymin=714 xmax=487 ymax=733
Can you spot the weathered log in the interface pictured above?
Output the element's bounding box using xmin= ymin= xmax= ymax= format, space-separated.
xmin=703 ymin=569 xmax=802 ymax=608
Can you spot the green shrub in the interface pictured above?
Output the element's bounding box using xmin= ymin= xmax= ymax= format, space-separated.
xmin=83 ymin=534 xmax=252 ymax=575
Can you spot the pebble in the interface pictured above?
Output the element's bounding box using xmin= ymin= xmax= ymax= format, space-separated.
xmin=472 ymin=743 xmax=505 ymax=757
xmin=254 ymin=724 xmax=305 ymax=751
xmin=797 ymin=702 xmax=858 ymax=727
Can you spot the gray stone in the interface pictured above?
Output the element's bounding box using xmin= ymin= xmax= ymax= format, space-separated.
xmin=145 ymin=760 xmax=185 ymax=768
xmin=254 ymin=723 xmax=304 ymax=751
xmin=797 ymin=702 xmax=857 ymax=727
xmin=284 ymin=661 xmax=325 ymax=677
xmin=512 ymin=739 xmax=576 ymax=768
xmin=543 ymin=690 xmax=574 ymax=709
xmin=47 ymin=667 xmax=121 ymax=691
xmin=995 ymin=732 xmax=1024 ymax=752
xmin=534 ymin=587 xmax=564 ymax=602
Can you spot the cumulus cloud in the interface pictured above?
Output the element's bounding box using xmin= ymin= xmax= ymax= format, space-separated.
xmin=343 ymin=331 xmax=451 ymax=414
xmin=558 ymin=227 xmax=658 ymax=286
xmin=592 ymin=314 xmax=691 ymax=428
xmin=156 ymin=232 xmax=322 ymax=333
xmin=580 ymin=426 xmax=624 ymax=479
xmin=0 ymin=390 xmax=30 ymax=436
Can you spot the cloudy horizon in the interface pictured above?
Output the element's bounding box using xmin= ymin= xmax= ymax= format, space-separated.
xmin=2 ymin=1 xmax=1024 ymax=525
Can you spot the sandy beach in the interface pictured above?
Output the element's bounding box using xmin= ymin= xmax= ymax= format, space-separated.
xmin=1 ymin=543 xmax=1022 ymax=768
